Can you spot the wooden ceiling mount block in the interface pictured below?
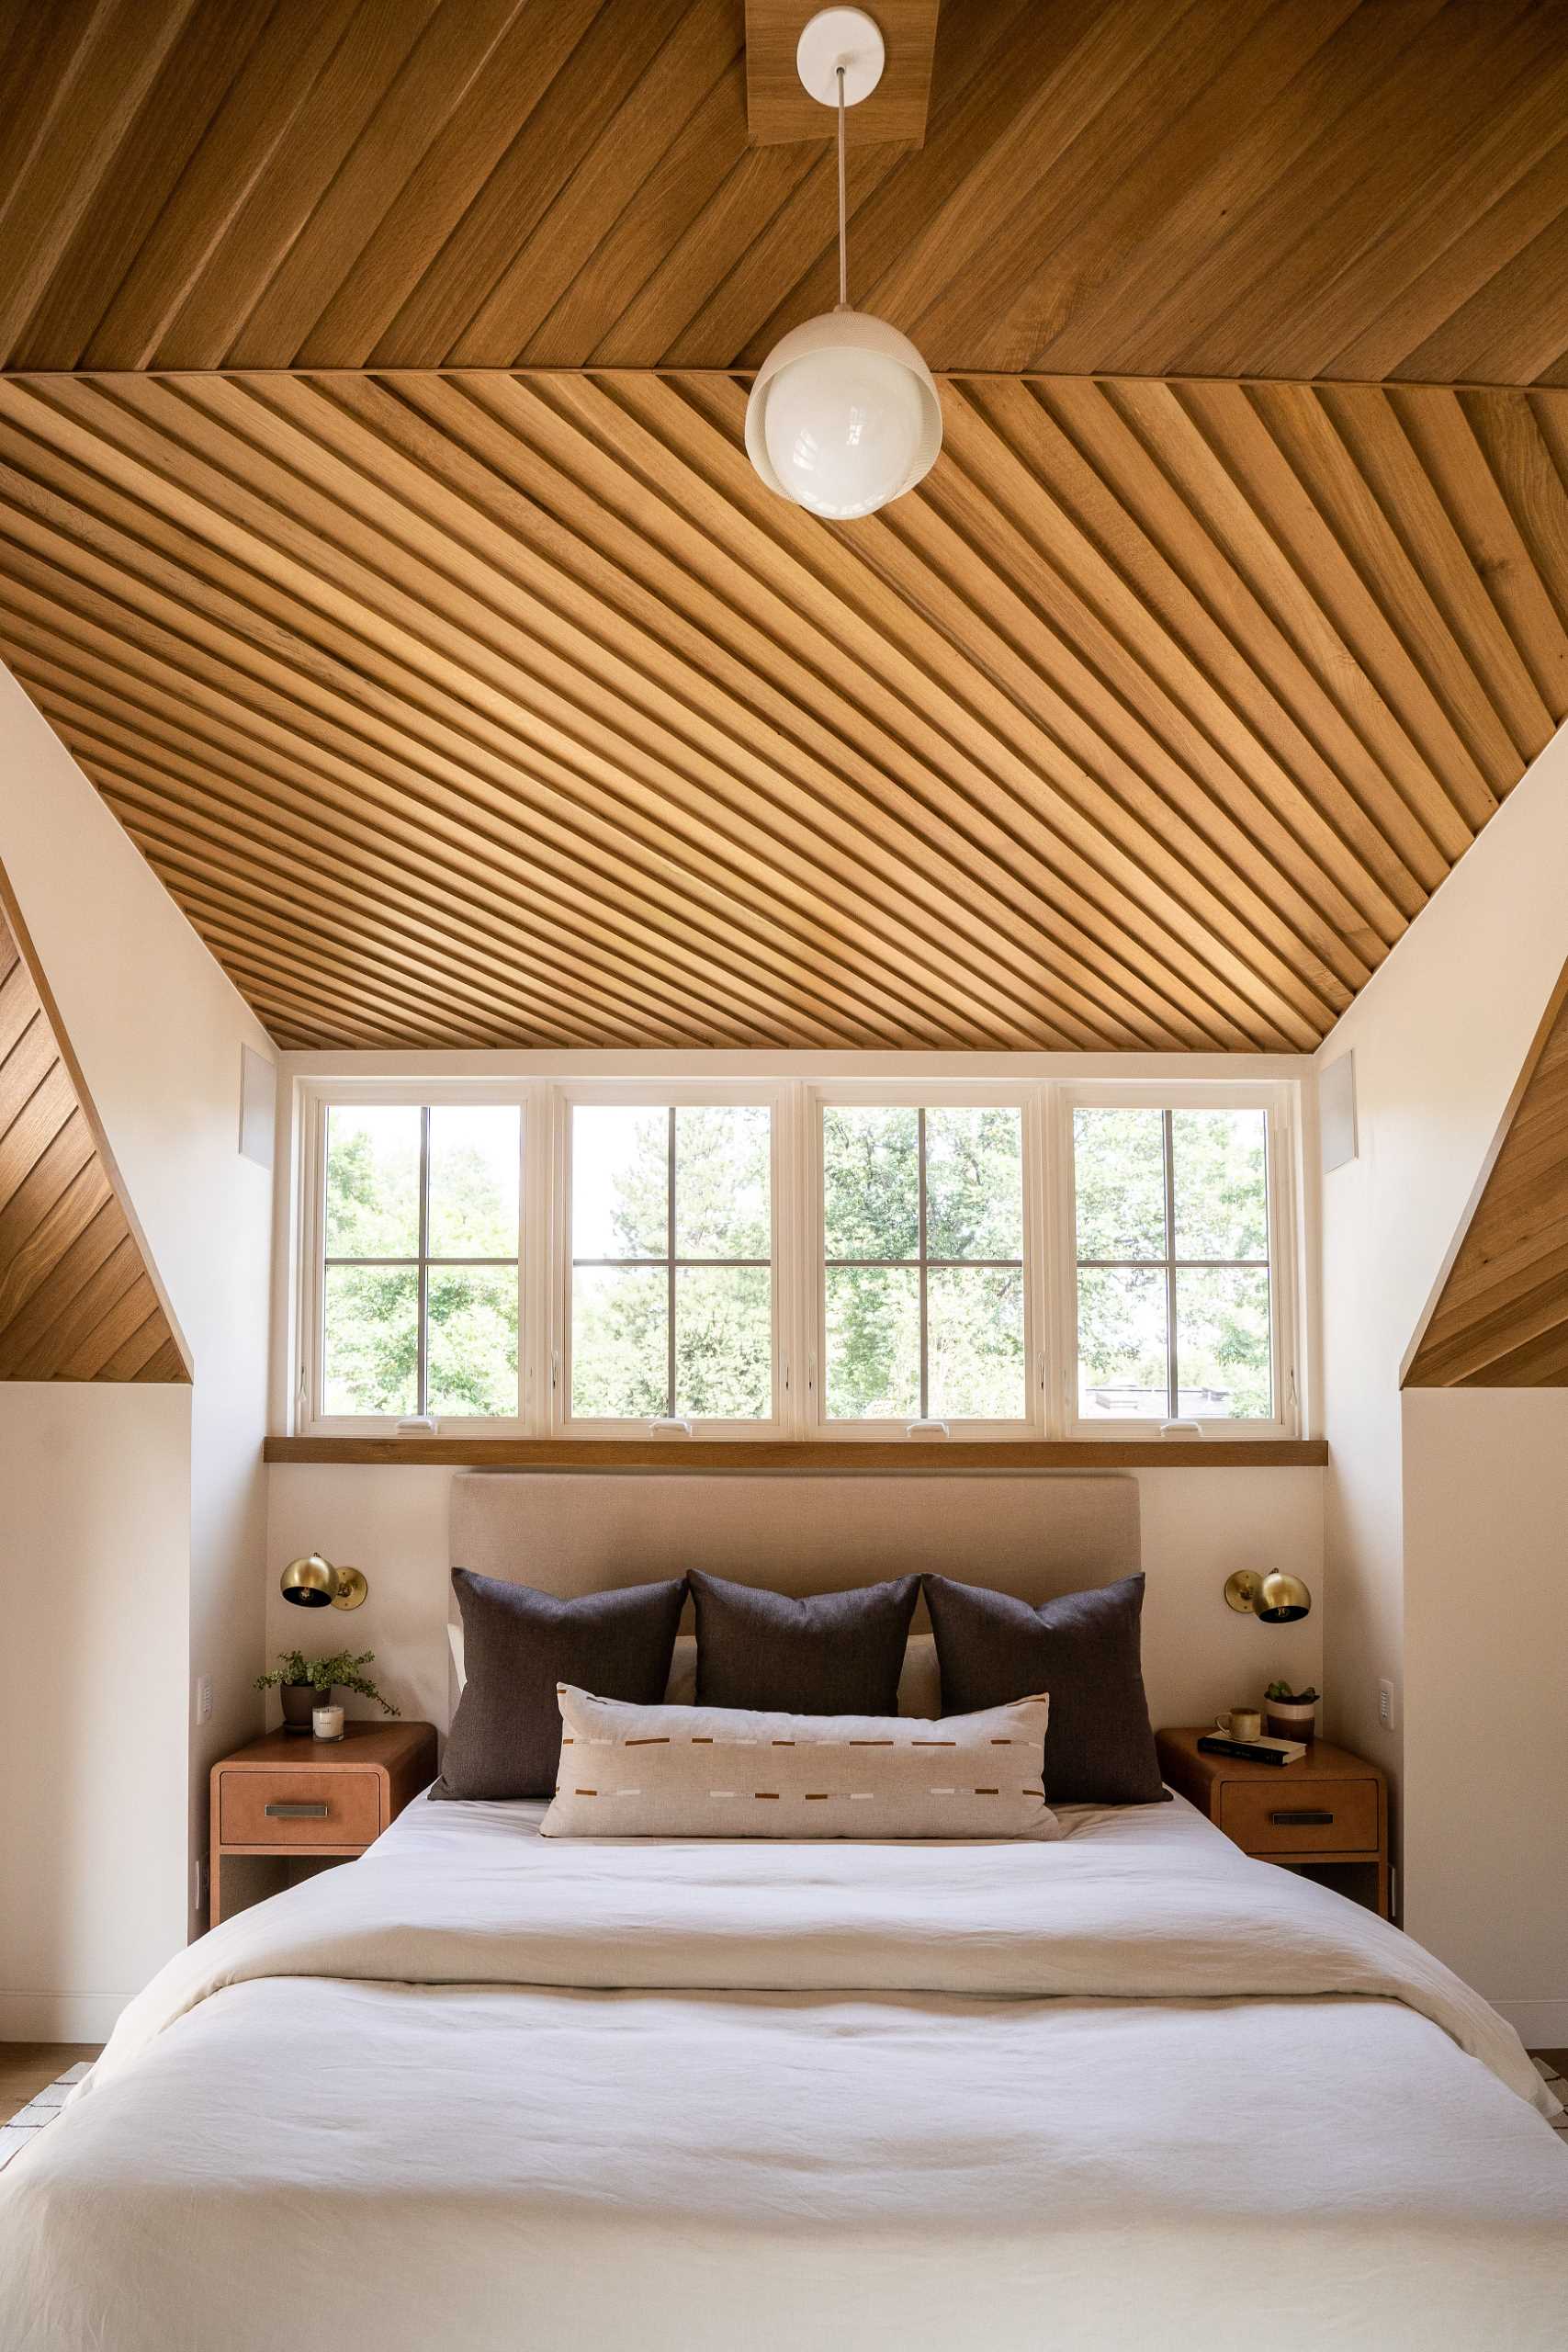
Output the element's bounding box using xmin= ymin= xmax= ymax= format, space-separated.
xmin=1404 ymin=960 xmax=1568 ymax=1389
xmin=0 ymin=862 xmax=189 ymax=1383
xmin=745 ymin=2 xmax=939 ymax=146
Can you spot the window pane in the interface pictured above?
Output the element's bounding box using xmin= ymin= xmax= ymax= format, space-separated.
xmin=572 ymin=1105 xmax=669 ymax=1259
xmin=323 ymin=1265 xmax=417 ymax=1415
xmin=675 ymin=1266 xmax=771 ymax=1419
xmin=1076 ymin=1264 xmax=1168 ymax=1419
xmin=427 ymin=1266 xmax=518 ymax=1418
xmin=324 ymin=1105 xmax=419 ymax=1258
xmin=928 ymin=1267 xmax=1025 ymax=1419
xmin=1177 ymin=1267 xmax=1272 ymax=1419
xmin=824 ymin=1264 xmax=920 ymax=1418
xmin=571 ymin=1266 xmax=669 ymax=1417
xmin=1172 ymin=1108 xmax=1269 ymax=1261
xmin=1073 ymin=1108 xmax=1166 ymax=1261
xmin=428 ymin=1105 xmax=519 ymax=1258
xmin=823 ymin=1105 xmax=919 ymax=1260
xmin=925 ymin=1107 xmax=1022 ymax=1261
xmin=674 ymin=1105 xmax=770 ymax=1260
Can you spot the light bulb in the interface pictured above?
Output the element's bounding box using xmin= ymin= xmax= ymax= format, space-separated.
xmin=746 ymin=310 xmax=942 ymax=520
xmin=761 ymin=345 xmax=928 ymax=520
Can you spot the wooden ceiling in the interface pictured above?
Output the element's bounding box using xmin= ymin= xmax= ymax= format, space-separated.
xmin=1405 ymin=963 xmax=1568 ymax=1389
xmin=0 ymin=874 xmax=187 ymax=1380
xmin=6 ymin=0 xmax=1568 ymax=379
xmin=1 ymin=0 xmax=1566 ymax=1051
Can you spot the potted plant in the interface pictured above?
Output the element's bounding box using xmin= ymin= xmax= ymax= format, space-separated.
xmin=1264 ymin=1679 xmax=1319 ymax=1742
xmin=255 ymin=1648 xmax=400 ymax=1735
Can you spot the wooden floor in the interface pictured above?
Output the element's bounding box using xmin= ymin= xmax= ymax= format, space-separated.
xmin=0 ymin=2043 xmax=101 ymax=2126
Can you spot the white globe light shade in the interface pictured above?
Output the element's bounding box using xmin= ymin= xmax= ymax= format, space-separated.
xmin=745 ymin=310 xmax=942 ymax=520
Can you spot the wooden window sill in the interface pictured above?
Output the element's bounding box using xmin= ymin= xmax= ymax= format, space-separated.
xmin=264 ymin=1436 xmax=1326 ymax=1469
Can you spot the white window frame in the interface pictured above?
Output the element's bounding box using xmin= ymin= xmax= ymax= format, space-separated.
xmin=1054 ymin=1080 xmax=1299 ymax=1442
xmin=288 ymin=1069 xmax=1303 ymax=1446
xmin=298 ymin=1078 xmax=531 ymax=1437
xmin=550 ymin=1080 xmax=795 ymax=1440
xmin=807 ymin=1080 xmax=1044 ymax=1442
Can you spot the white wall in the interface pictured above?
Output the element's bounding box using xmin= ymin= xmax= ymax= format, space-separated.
xmin=265 ymin=1463 xmax=1323 ymax=1743
xmin=0 ymin=1386 xmax=190 ymax=2040
xmin=1401 ymin=1390 xmax=1568 ymax=2041
xmin=1316 ymin=723 xmax=1568 ymax=1978
xmin=0 ymin=671 xmax=276 ymax=2030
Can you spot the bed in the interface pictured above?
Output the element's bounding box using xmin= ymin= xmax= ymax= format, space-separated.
xmin=1 ymin=1472 xmax=1562 ymax=2349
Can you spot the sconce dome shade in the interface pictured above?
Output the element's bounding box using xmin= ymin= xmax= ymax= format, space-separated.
xmin=1257 ymin=1571 xmax=1312 ymax=1624
xmin=281 ymin=1552 xmax=333 ymax=1606
xmin=280 ymin=1552 xmax=367 ymax=1611
xmin=745 ymin=310 xmax=942 ymax=520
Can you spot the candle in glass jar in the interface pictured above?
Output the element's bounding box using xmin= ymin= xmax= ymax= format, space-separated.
xmin=312 ymin=1703 xmax=344 ymax=1742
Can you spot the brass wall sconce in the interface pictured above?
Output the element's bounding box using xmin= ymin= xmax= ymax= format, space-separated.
xmin=280 ymin=1551 xmax=368 ymax=1611
xmin=1224 ymin=1568 xmax=1312 ymax=1624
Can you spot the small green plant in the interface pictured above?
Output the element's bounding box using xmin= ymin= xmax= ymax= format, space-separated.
xmin=254 ymin=1649 xmax=399 ymax=1714
xmin=1265 ymin=1679 xmax=1319 ymax=1703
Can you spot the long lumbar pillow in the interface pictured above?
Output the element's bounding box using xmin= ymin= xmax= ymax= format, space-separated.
xmin=539 ymin=1687 xmax=1059 ymax=1840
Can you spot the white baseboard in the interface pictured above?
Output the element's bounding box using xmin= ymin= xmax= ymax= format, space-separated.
xmin=0 ymin=1991 xmax=128 ymax=2043
xmin=1492 ymin=1997 xmax=1568 ymax=2048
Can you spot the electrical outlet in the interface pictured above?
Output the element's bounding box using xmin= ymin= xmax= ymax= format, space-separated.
xmin=195 ymin=1674 xmax=212 ymax=1726
xmin=1377 ymin=1677 xmax=1395 ymax=1733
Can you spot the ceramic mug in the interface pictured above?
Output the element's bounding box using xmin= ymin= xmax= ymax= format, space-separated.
xmin=1214 ymin=1708 xmax=1262 ymax=1742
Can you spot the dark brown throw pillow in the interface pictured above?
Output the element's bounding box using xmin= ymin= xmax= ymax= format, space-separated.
xmin=431 ymin=1569 xmax=686 ymax=1802
xmin=923 ymin=1572 xmax=1162 ymax=1806
xmin=690 ymin=1568 xmax=919 ymax=1715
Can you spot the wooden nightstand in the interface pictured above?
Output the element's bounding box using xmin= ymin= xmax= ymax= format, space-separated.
xmin=209 ymin=1721 xmax=436 ymax=1927
xmin=1156 ymin=1727 xmax=1390 ymax=1919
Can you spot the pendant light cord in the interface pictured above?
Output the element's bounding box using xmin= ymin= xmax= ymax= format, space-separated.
xmin=836 ymin=63 xmax=849 ymax=309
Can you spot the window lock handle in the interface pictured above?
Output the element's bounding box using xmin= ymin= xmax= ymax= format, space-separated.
xmin=647 ymin=1417 xmax=693 ymax=1437
xmin=905 ymin=1419 xmax=950 ymax=1440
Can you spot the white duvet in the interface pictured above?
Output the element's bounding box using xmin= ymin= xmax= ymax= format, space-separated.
xmin=1 ymin=1792 xmax=1562 ymax=2350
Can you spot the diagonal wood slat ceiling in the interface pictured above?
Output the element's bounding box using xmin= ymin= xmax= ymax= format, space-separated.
xmin=1 ymin=0 xmax=1567 ymax=1051
xmin=3 ymin=0 xmax=1568 ymax=381
xmin=0 ymin=367 xmax=1564 ymax=1051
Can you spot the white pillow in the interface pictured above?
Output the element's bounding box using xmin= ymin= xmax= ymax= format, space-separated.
xmin=540 ymin=1686 xmax=1058 ymax=1841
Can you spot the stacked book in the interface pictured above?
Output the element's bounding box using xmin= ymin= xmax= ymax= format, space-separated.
xmin=1196 ymin=1732 xmax=1307 ymax=1767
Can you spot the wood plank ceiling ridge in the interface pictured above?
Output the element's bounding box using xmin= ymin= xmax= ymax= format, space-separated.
xmin=0 ymin=2 xmax=1567 ymax=1049
xmin=0 ymin=363 xmax=1562 ymax=1050
xmin=3 ymin=0 xmax=1568 ymax=380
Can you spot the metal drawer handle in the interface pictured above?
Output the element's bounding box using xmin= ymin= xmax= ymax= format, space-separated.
xmin=1270 ymin=1808 xmax=1334 ymax=1826
xmin=265 ymin=1802 xmax=329 ymax=1819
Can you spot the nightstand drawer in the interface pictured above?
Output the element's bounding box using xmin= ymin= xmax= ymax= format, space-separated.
xmin=218 ymin=1768 xmax=381 ymax=1848
xmin=1219 ymin=1777 xmax=1378 ymax=1856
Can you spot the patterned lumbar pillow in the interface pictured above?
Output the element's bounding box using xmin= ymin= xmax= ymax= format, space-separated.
xmin=539 ymin=1687 xmax=1059 ymax=1840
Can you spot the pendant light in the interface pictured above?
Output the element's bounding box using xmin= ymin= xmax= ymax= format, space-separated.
xmin=745 ymin=9 xmax=942 ymax=521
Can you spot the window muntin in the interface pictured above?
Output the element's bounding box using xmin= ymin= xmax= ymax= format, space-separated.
xmin=821 ymin=1104 xmax=1026 ymax=1421
xmin=568 ymin=1103 xmax=773 ymax=1422
xmin=1072 ymin=1104 xmax=1272 ymax=1423
xmin=321 ymin=1103 xmax=520 ymax=1419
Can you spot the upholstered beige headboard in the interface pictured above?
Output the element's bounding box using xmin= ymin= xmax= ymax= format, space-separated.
xmin=446 ymin=1469 xmax=1141 ymax=1723
xmin=449 ymin=1469 xmax=1139 ymax=1615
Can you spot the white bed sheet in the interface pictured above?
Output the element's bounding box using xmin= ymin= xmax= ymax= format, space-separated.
xmin=1 ymin=1790 xmax=1562 ymax=2351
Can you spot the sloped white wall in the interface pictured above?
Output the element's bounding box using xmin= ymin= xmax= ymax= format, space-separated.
xmin=1316 ymin=719 xmax=1568 ymax=2016
xmin=0 ymin=670 xmax=276 ymax=2032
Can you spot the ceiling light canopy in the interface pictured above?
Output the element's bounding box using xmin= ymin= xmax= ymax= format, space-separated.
xmin=745 ymin=10 xmax=942 ymax=522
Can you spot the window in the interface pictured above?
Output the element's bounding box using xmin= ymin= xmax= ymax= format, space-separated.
xmin=320 ymin=1102 xmax=520 ymax=1420
xmin=820 ymin=1103 xmax=1026 ymax=1423
xmin=1070 ymin=1103 xmax=1275 ymax=1424
xmin=297 ymin=1078 xmax=1298 ymax=1442
xmin=568 ymin=1102 xmax=773 ymax=1423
